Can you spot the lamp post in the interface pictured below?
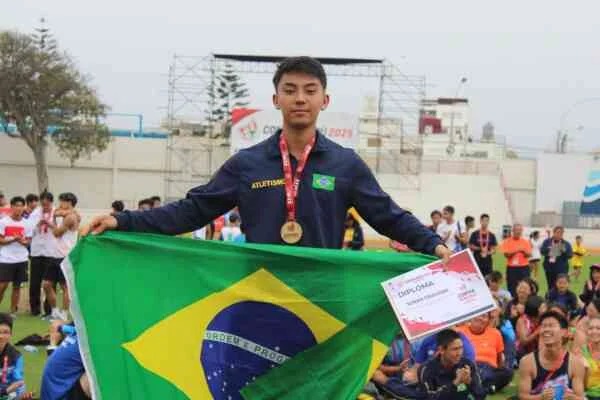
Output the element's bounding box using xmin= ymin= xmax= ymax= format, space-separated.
xmin=449 ymin=77 xmax=467 ymax=151
xmin=557 ymin=98 xmax=600 ymax=153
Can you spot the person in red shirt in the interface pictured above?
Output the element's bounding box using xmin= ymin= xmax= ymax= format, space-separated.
xmin=500 ymin=223 xmax=533 ymax=297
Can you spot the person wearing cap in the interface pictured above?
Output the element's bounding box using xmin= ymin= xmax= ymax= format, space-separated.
xmin=82 ymin=56 xmax=450 ymax=263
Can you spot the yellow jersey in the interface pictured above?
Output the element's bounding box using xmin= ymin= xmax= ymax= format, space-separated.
xmin=572 ymin=243 xmax=587 ymax=268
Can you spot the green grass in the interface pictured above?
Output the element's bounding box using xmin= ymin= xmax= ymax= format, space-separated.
xmin=2 ymin=254 xmax=598 ymax=399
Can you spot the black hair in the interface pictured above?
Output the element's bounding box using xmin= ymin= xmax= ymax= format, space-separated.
xmin=539 ymin=310 xmax=569 ymax=330
xmin=530 ymin=230 xmax=540 ymax=239
xmin=9 ymin=196 xmax=25 ymax=206
xmin=430 ymin=210 xmax=442 ymax=218
xmin=443 ymin=205 xmax=455 ymax=214
xmin=518 ymin=277 xmax=539 ymax=295
xmin=590 ymin=264 xmax=600 ymax=282
xmin=555 ymin=273 xmax=570 ymax=285
xmin=546 ymin=302 xmax=568 ymax=318
xmin=150 ymin=196 xmax=161 ymax=203
xmin=228 ymin=213 xmax=240 ymax=224
xmin=480 ymin=213 xmax=490 ymax=220
xmin=524 ymin=295 xmax=545 ymax=318
xmin=436 ymin=329 xmax=461 ymax=349
xmin=0 ymin=313 xmax=13 ymax=331
xmin=25 ymin=193 xmax=39 ymax=204
xmin=40 ymin=191 xmax=54 ymax=202
xmin=465 ymin=216 xmax=475 ymax=225
xmin=486 ymin=270 xmax=503 ymax=283
xmin=111 ymin=200 xmax=125 ymax=213
xmin=272 ymin=57 xmax=327 ymax=89
xmin=576 ymin=235 xmax=582 ymax=240
xmin=138 ymin=198 xmax=153 ymax=208
xmin=58 ymin=192 xmax=78 ymax=207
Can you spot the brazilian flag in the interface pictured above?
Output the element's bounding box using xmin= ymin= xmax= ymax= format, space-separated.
xmin=64 ymin=232 xmax=433 ymax=399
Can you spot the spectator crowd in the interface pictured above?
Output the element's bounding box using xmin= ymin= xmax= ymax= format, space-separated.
xmin=1 ymin=189 xmax=598 ymax=399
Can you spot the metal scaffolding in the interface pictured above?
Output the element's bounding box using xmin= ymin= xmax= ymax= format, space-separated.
xmin=164 ymin=54 xmax=425 ymax=201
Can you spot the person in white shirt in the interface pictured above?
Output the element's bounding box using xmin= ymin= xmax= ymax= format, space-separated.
xmin=219 ymin=212 xmax=243 ymax=242
xmin=28 ymin=191 xmax=58 ymax=317
xmin=0 ymin=196 xmax=33 ymax=315
xmin=529 ymin=230 xmax=543 ymax=279
xmin=42 ymin=193 xmax=80 ymax=321
xmin=436 ymin=205 xmax=465 ymax=253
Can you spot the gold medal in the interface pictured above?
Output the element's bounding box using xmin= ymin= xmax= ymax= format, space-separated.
xmin=281 ymin=221 xmax=303 ymax=244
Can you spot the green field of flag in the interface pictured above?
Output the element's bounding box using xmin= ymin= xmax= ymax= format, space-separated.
xmin=65 ymin=232 xmax=433 ymax=399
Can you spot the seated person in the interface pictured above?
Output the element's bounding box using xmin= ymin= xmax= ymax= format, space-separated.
xmin=518 ymin=311 xmax=585 ymax=399
xmin=458 ymin=312 xmax=513 ymax=394
xmin=516 ymin=295 xmax=546 ymax=361
xmin=413 ymin=327 xmax=476 ymax=367
xmin=546 ymin=273 xmax=580 ymax=320
xmin=486 ymin=271 xmax=512 ymax=308
xmin=41 ymin=321 xmax=91 ymax=400
xmin=0 ymin=313 xmax=31 ymax=399
xmin=370 ymin=332 xmax=424 ymax=399
xmin=418 ymin=329 xmax=486 ymax=400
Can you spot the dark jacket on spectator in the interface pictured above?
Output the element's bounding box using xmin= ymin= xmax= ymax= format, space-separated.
xmin=546 ymin=288 xmax=579 ymax=317
xmin=418 ymin=356 xmax=485 ymax=400
xmin=580 ymin=280 xmax=600 ymax=306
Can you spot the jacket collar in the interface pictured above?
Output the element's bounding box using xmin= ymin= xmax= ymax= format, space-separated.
xmin=266 ymin=129 xmax=331 ymax=159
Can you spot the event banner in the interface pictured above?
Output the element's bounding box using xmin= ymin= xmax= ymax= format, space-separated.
xmin=230 ymin=108 xmax=359 ymax=153
xmin=65 ymin=232 xmax=434 ymax=400
xmin=381 ymin=250 xmax=496 ymax=341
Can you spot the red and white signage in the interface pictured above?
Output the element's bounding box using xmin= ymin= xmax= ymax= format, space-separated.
xmin=230 ymin=108 xmax=359 ymax=154
xmin=381 ymin=250 xmax=496 ymax=341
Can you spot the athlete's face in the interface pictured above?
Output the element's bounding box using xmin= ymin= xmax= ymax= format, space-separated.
xmin=539 ymin=317 xmax=565 ymax=346
xmin=59 ymin=200 xmax=73 ymax=210
xmin=10 ymin=201 xmax=25 ymax=220
xmin=273 ymin=72 xmax=329 ymax=130
xmin=588 ymin=318 xmax=600 ymax=344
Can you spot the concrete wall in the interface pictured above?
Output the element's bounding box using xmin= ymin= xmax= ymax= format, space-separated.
xmin=0 ymin=135 xmax=166 ymax=209
xmin=500 ymin=159 xmax=537 ymax=225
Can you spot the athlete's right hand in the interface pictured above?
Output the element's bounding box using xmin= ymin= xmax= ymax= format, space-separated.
xmin=81 ymin=215 xmax=118 ymax=236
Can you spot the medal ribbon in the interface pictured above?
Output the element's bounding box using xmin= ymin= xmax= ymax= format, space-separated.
xmin=480 ymin=230 xmax=489 ymax=251
xmin=279 ymin=133 xmax=316 ymax=222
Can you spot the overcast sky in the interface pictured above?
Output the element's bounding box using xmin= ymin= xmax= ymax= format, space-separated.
xmin=5 ymin=1 xmax=600 ymax=152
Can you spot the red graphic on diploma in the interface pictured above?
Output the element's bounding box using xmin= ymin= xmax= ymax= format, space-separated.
xmin=382 ymin=250 xmax=496 ymax=341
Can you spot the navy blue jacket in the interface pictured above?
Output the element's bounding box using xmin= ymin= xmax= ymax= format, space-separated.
xmin=540 ymin=239 xmax=573 ymax=271
xmin=115 ymin=131 xmax=442 ymax=253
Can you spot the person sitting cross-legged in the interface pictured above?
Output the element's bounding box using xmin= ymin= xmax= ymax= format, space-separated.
xmin=417 ymin=329 xmax=486 ymax=400
xmin=458 ymin=312 xmax=513 ymax=394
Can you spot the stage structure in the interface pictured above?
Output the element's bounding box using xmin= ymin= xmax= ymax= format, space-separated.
xmin=164 ymin=54 xmax=426 ymax=201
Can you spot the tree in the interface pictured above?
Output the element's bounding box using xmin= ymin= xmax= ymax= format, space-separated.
xmin=0 ymin=21 xmax=109 ymax=192
xmin=207 ymin=63 xmax=250 ymax=138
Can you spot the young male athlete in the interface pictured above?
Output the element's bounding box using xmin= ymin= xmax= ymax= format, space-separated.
xmin=83 ymin=57 xmax=450 ymax=262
